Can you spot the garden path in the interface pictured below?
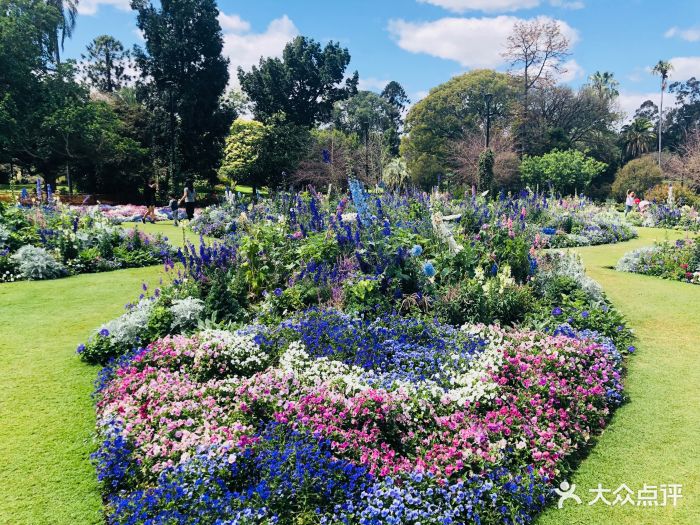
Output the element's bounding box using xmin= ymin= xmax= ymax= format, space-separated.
xmin=538 ymin=227 xmax=700 ymax=525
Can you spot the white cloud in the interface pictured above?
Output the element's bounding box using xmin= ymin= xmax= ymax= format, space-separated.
xmin=556 ymin=58 xmax=584 ymax=82
xmin=665 ymin=26 xmax=700 ymax=42
xmin=358 ymin=77 xmax=391 ymax=92
xmin=617 ymin=91 xmax=659 ymax=121
xmin=388 ymin=15 xmax=578 ymax=69
xmin=218 ymin=12 xmax=251 ymax=33
xmin=418 ymin=0 xmax=583 ymax=13
xmin=220 ymin=14 xmax=299 ymax=85
xmin=418 ymin=0 xmax=539 ymax=13
xmin=668 ymin=56 xmax=700 ymax=80
xmin=549 ymin=0 xmax=584 ymax=9
xmin=77 ymin=0 xmax=130 ymax=16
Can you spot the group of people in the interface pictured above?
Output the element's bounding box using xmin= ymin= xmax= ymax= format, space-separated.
xmin=142 ymin=179 xmax=196 ymax=225
xmin=625 ymin=190 xmax=651 ymax=216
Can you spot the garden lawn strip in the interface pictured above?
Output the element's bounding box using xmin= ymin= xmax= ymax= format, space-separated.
xmin=0 ymin=266 xmax=167 ymax=524
xmin=538 ymin=227 xmax=700 ymax=525
xmin=119 ymin=220 xmax=208 ymax=247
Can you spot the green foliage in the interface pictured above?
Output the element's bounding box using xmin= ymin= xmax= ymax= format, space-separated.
xmin=382 ymin=157 xmax=410 ymax=190
xmin=478 ymin=149 xmax=495 ymax=192
xmin=219 ymin=116 xmax=310 ymax=191
xmin=435 ymin=276 xmax=532 ymax=327
xmin=80 ymin=35 xmax=131 ymax=93
xmin=520 ymin=149 xmax=607 ymax=194
xmin=238 ymin=36 xmax=358 ymax=127
xmin=645 ymin=183 xmax=699 ymax=206
xmin=401 ymin=70 xmax=517 ymax=188
xmin=132 ymin=0 xmax=234 ymax=187
xmin=146 ymin=305 xmax=174 ymax=341
xmin=611 ymin=156 xmax=663 ymax=200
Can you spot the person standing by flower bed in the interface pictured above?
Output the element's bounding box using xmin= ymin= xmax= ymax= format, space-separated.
xmin=141 ymin=180 xmax=158 ymax=224
xmin=178 ymin=179 xmax=196 ymax=221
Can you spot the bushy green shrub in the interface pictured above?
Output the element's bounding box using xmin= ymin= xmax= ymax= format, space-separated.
xmin=645 ymin=183 xmax=699 ymax=206
xmin=520 ymin=149 xmax=606 ymax=194
xmin=611 ymin=156 xmax=663 ymax=200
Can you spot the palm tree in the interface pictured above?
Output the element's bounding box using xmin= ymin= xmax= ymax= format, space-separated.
xmin=652 ymin=60 xmax=673 ymax=167
xmin=621 ymin=118 xmax=656 ymax=159
xmin=47 ymin=0 xmax=79 ymax=64
xmin=589 ymin=71 xmax=620 ymax=99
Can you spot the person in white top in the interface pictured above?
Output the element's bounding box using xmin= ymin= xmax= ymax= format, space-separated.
xmin=179 ymin=179 xmax=197 ymax=220
xmin=625 ymin=190 xmax=635 ymax=216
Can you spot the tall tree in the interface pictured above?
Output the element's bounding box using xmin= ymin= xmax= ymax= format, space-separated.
xmin=334 ymin=91 xmax=394 ymax=181
xmin=589 ymin=71 xmax=620 ymax=100
xmin=652 ymin=59 xmax=673 ymax=166
xmin=238 ymin=36 xmax=358 ymax=127
xmin=502 ymin=19 xmax=570 ymax=152
xmin=81 ymin=35 xmax=132 ymax=93
xmin=380 ymin=81 xmax=410 ymax=156
xmin=46 ymin=0 xmax=78 ymax=63
xmin=132 ymin=0 xmax=234 ymax=189
xmin=401 ymin=70 xmax=517 ymax=188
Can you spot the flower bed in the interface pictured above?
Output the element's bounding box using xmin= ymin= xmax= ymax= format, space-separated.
xmin=0 ymin=203 xmax=171 ymax=282
xmin=626 ymin=204 xmax=700 ymax=232
xmin=80 ymin=186 xmax=636 ymax=523
xmin=94 ymin=311 xmax=624 ymax=524
xmin=616 ymin=238 xmax=700 ymax=285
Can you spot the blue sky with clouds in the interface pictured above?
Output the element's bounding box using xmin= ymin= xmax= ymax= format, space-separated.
xmin=64 ymin=0 xmax=700 ymax=117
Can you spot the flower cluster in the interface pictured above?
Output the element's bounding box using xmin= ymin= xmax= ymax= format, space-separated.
xmin=93 ymin=308 xmax=625 ymax=523
xmin=0 ymin=203 xmax=171 ymax=281
xmin=617 ymin=238 xmax=700 ymax=285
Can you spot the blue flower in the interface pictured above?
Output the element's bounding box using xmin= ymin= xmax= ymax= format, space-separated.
xmin=422 ymin=262 xmax=436 ymax=277
xmin=410 ymin=245 xmax=423 ymax=257
xmin=627 ymin=345 xmax=636 ymax=353
xmin=552 ymin=307 xmax=563 ymax=316
xmin=99 ymin=328 xmax=110 ymax=337
xmin=581 ymin=311 xmax=590 ymax=319
xmin=273 ymin=288 xmax=283 ymax=297
xmin=76 ymin=343 xmax=86 ymax=354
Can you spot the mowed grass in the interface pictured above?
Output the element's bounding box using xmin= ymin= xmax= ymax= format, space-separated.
xmin=0 ymin=266 xmax=168 ymax=524
xmin=538 ymin=227 xmax=700 ymax=525
xmin=120 ymin=219 xmax=206 ymax=247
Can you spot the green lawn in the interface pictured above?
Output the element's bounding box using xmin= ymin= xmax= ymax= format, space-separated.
xmin=0 ymin=266 xmax=167 ymax=524
xmin=120 ymin=219 xmax=207 ymax=247
xmin=538 ymin=227 xmax=700 ymax=525
xmin=0 ymin=226 xmax=698 ymax=524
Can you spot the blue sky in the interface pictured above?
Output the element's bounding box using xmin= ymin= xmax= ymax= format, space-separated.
xmin=64 ymin=0 xmax=700 ymax=117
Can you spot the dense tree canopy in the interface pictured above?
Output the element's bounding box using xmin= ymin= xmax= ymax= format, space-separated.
xmin=520 ymin=149 xmax=606 ymax=194
xmin=132 ymin=0 xmax=234 ymax=189
xmin=401 ymin=70 xmax=517 ymax=188
xmin=238 ymin=36 xmax=358 ymax=128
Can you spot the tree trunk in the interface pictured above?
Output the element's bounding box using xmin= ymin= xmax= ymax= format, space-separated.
xmin=658 ymin=81 xmax=664 ymax=168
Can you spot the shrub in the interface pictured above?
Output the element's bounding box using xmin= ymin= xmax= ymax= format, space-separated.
xmin=645 ymin=183 xmax=699 ymax=206
xmin=520 ymin=149 xmax=606 ymax=194
xmin=611 ymin=156 xmax=663 ymax=200
xmin=10 ymin=245 xmax=65 ymax=280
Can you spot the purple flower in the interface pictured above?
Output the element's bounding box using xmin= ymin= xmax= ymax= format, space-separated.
xmin=552 ymin=307 xmax=562 ymax=316
xmin=76 ymin=344 xmax=86 ymax=354
xmin=274 ymin=288 xmax=283 ymax=297
xmin=581 ymin=311 xmax=590 ymax=319
xmin=99 ymin=328 xmax=110 ymax=337
xmin=627 ymin=345 xmax=636 ymax=353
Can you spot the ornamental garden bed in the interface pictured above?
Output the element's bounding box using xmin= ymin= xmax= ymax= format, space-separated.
xmin=616 ymin=238 xmax=700 ymax=285
xmin=0 ymin=203 xmax=171 ymax=282
xmin=79 ymin=186 xmax=636 ymax=524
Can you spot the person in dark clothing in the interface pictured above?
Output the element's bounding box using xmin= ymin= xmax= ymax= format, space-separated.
xmin=168 ymin=193 xmax=180 ymax=226
xmin=142 ymin=180 xmax=158 ymax=223
xmin=179 ymin=179 xmax=196 ymax=220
